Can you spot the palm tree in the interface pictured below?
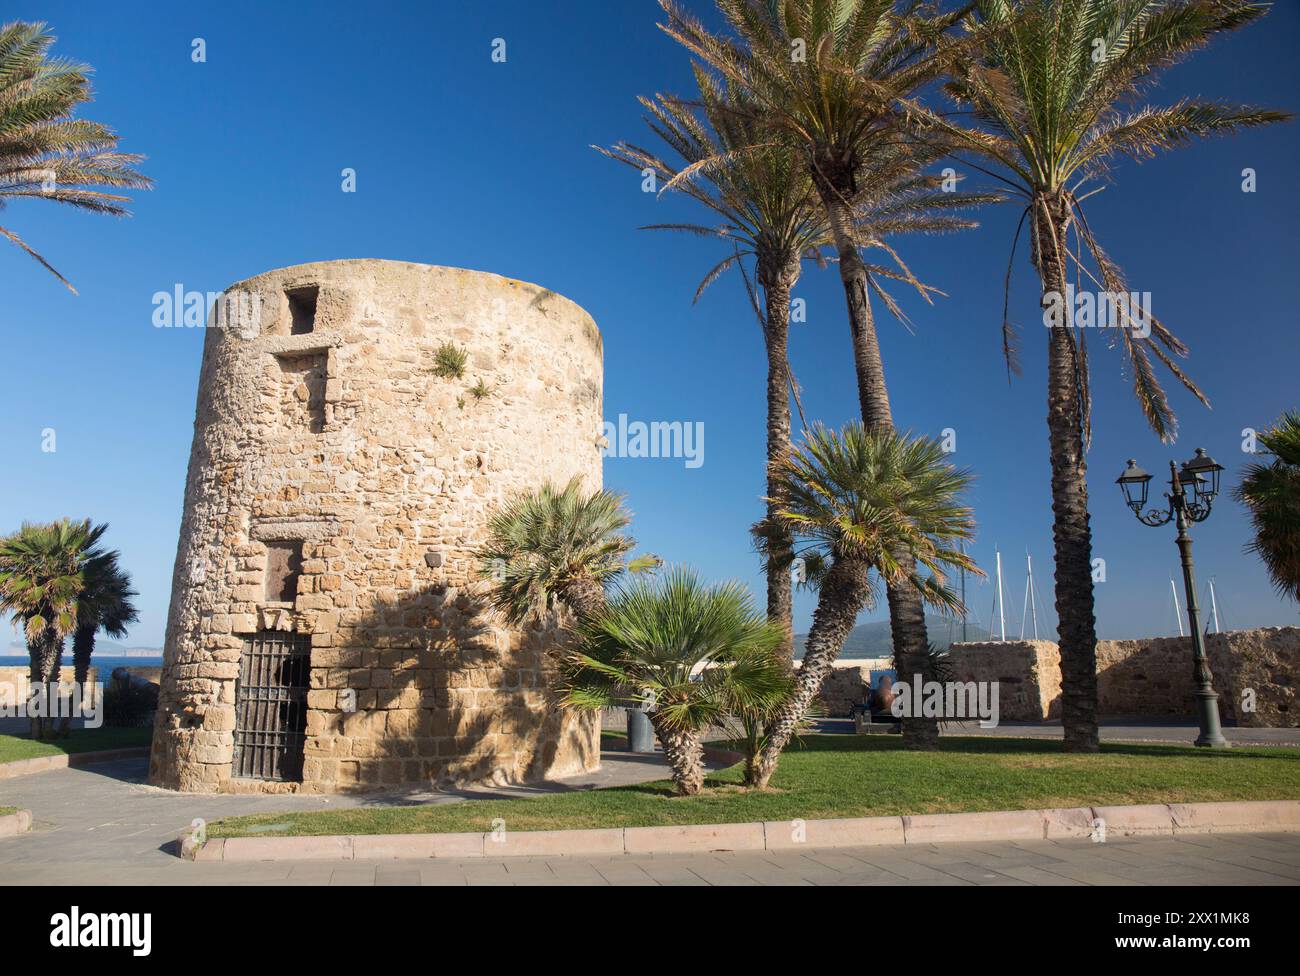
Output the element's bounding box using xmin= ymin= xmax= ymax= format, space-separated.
xmin=0 ymin=519 xmax=106 ymax=738
xmin=659 ymin=0 xmax=988 ymax=745
xmin=559 ymin=568 xmax=789 ymax=795
xmin=1235 ymin=411 xmax=1300 ymax=603
xmin=600 ymin=77 xmax=993 ymax=664
xmin=0 ymin=21 xmax=151 ymax=291
xmin=597 ymin=74 xmax=825 ymax=663
xmin=476 ymin=477 xmax=659 ymax=625
xmin=752 ymin=424 xmax=979 ymax=786
xmin=908 ymin=0 xmax=1290 ymax=751
xmin=60 ymin=548 xmax=138 ymax=735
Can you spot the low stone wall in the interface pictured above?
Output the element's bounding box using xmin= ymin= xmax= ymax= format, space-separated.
xmin=815 ymin=658 xmax=892 ymax=717
xmin=114 ymin=666 xmax=162 ymax=686
xmin=947 ymin=627 xmax=1299 ymax=726
xmin=0 ymin=667 xmax=100 ymax=699
xmin=946 ymin=642 xmax=1060 ymax=722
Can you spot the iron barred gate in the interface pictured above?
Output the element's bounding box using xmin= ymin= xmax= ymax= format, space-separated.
xmin=232 ymin=632 xmax=311 ymax=781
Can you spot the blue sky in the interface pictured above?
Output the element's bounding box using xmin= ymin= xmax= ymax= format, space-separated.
xmin=1 ymin=0 xmax=1297 ymax=649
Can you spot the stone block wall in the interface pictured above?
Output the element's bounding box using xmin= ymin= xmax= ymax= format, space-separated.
xmin=816 ymin=659 xmax=892 ymax=716
xmin=0 ymin=667 xmax=100 ymax=715
xmin=947 ymin=627 xmax=1299 ymax=726
xmin=946 ymin=642 xmax=1061 ymax=721
xmin=150 ymin=260 xmax=604 ymax=793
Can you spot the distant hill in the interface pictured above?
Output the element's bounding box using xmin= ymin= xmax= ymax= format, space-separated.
xmin=795 ymin=614 xmax=991 ymax=660
xmin=5 ymin=638 xmax=161 ymax=657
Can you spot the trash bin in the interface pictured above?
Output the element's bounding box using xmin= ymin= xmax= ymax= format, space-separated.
xmin=627 ymin=708 xmax=655 ymax=754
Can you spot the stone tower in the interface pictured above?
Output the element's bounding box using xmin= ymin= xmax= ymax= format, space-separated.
xmin=150 ymin=260 xmax=604 ymax=793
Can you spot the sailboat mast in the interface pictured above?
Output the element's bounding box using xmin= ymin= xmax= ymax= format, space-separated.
xmin=1170 ymin=578 xmax=1184 ymax=637
xmin=1027 ymin=552 xmax=1039 ymax=641
xmin=995 ymin=550 xmax=1006 ymax=642
xmin=960 ymin=541 xmax=968 ymax=643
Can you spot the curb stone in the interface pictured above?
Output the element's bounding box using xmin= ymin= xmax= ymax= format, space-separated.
xmin=0 ymin=747 xmax=151 ymax=781
xmin=175 ymin=799 xmax=1300 ymax=863
xmin=0 ymin=809 xmax=33 ymax=838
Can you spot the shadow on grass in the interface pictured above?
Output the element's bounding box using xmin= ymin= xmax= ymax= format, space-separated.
xmin=0 ymin=726 xmax=153 ymax=761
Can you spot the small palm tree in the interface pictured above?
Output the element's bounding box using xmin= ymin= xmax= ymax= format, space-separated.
xmin=659 ymin=0 xmax=991 ymax=742
xmin=0 ymin=21 xmax=152 ymax=291
xmin=908 ymin=0 xmax=1290 ymax=751
xmin=559 ymin=568 xmax=790 ymax=796
xmin=752 ymin=424 xmax=980 ymax=787
xmin=1235 ymin=411 xmax=1300 ymax=603
xmin=476 ymin=477 xmax=659 ymax=625
xmin=60 ymin=548 xmax=138 ymax=735
xmin=0 ymin=519 xmax=106 ymax=737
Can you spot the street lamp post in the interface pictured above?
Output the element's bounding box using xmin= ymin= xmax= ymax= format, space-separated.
xmin=1116 ymin=449 xmax=1229 ymax=749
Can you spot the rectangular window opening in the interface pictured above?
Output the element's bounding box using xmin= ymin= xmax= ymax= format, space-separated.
xmin=264 ymin=541 xmax=304 ymax=603
xmin=287 ymin=286 xmax=319 ymax=335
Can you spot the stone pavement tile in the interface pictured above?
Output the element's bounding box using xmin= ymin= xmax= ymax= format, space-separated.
xmin=827 ymin=875 xmax=974 ymax=886
xmin=1027 ymin=860 xmax=1147 ymax=885
xmin=841 ymin=854 xmax=954 ymax=882
xmin=592 ymin=861 xmax=658 ymax=886
xmin=666 ymin=860 xmax=757 ymax=886
xmin=416 ymin=865 xmax=470 ymax=886
xmin=375 ymin=866 xmax=422 ymax=886
xmin=635 ymin=861 xmax=711 ymax=885
xmin=1192 ymin=851 xmax=1300 ymax=881
xmin=287 ymin=863 xmax=337 ymax=883
xmin=328 ymin=865 xmax=378 ymax=886
xmin=930 ymin=860 xmax=1033 ymax=886
xmin=997 ymin=864 xmax=1088 ymax=885
xmin=800 ymin=850 xmax=904 ymax=874
xmin=543 ymin=860 xmax=613 ymax=884
xmin=730 ymin=858 xmax=816 ymax=885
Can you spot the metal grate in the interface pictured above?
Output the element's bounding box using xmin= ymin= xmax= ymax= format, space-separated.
xmin=232 ymin=631 xmax=311 ymax=782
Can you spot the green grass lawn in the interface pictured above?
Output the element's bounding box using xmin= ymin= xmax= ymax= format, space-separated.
xmin=0 ymin=807 xmax=17 ymax=817
xmin=0 ymin=727 xmax=153 ymax=765
xmin=209 ymin=734 xmax=1300 ymax=838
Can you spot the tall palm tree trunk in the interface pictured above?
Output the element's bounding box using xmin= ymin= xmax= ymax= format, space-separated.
xmin=818 ymin=170 xmax=937 ymax=749
xmin=1034 ymin=193 xmax=1099 ymax=753
xmin=760 ymin=261 xmax=798 ymax=663
xmin=753 ymin=557 xmax=871 ymax=788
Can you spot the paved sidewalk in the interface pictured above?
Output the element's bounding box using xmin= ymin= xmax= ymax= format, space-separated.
xmin=0 ymin=748 xmax=716 ymax=884
xmin=2 ymin=756 xmax=1299 ymax=885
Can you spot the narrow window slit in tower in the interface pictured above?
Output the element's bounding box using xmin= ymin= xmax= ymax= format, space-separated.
xmin=264 ymin=541 xmax=303 ymax=603
xmin=287 ymin=286 xmax=319 ymax=335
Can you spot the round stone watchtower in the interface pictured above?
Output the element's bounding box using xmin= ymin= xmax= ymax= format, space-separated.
xmin=150 ymin=259 xmax=603 ymax=792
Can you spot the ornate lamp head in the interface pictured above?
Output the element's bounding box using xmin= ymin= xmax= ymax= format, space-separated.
xmin=1116 ymin=458 xmax=1153 ymax=511
xmin=1180 ymin=448 xmax=1223 ymax=504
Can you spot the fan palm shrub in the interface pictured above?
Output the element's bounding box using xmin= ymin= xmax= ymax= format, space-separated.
xmin=476 ymin=477 xmax=658 ymax=625
xmin=907 ymin=0 xmax=1290 ymax=750
xmin=658 ymin=0 xmax=990 ymax=745
xmin=0 ymin=21 xmax=151 ymax=291
xmin=559 ymin=568 xmax=790 ymax=795
xmin=752 ymin=423 xmax=979 ymax=786
xmin=1235 ymin=411 xmax=1300 ymax=603
xmin=0 ymin=519 xmax=106 ymax=737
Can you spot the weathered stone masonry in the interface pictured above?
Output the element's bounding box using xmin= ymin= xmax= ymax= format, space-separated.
xmin=150 ymin=260 xmax=604 ymax=792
